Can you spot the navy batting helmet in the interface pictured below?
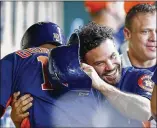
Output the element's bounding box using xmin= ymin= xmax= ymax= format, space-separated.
xmin=21 ymin=22 xmax=66 ymax=49
xmin=47 ymin=43 xmax=92 ymax=91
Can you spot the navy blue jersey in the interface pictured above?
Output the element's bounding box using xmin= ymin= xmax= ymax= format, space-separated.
xmin=152 ymin=68 xmax=157 ymax=84
xmin=117 ymin=67 xmax=153 ymax=99
xmin=134 ymin=65 xmax=157 ymax=73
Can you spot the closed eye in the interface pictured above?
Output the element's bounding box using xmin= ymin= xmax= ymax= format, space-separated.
xmin=94 ymin=61 xmax=105 ymax=67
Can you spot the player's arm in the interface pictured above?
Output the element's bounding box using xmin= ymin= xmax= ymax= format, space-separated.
xmin=10 ymin=92 xmax=33 ymax=128
xmin=151 ymin=68 xmax=157 ymax=121
xmin=0 ymin=54 xmax=15 ymax=118
xmin=81 ymin=63 xmax=151 ymax=121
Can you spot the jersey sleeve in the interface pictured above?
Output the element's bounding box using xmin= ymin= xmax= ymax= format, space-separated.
xmin=134 ymin=69 xmax=154 ymax=100
xmin=0 ymin=54 xmax=15 ymax=117
xmin=151 ymin=68 xmax=157 ymax=84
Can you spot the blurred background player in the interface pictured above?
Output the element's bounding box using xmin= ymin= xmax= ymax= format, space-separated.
xmin=122 ymin=2 xmax=156 ymax=72
xmin=84 ymin=1 xmax=126 ymax=53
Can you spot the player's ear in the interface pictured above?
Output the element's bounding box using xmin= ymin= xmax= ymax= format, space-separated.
xmin=123 ymin=27 xmax=131 ymax=39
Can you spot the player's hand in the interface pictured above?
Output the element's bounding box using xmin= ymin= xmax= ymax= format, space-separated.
xmin=81 ymin=63 xmax=104 ymax=90
xmin=11 ymin=92 xmax=33 ymax=127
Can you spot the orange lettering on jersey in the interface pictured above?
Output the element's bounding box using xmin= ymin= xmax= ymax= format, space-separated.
xmin=16 ymin=50 xmax=32 ymax=58
xmin=26 ymin=47 xmax=49 ymax=54
xmin=37 ymin=56 xmax=53 ymax=90
xmin=27 ymin=48 xmax=42 ymax=53
xmin=39 ymin=48 xmax=49 ymax=54
xmin=16 ymin=48 xmax=49 ymax=59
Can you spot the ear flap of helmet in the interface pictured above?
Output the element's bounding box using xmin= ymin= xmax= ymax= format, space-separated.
xmin=67 ymin=33 xmax=80 ymax=46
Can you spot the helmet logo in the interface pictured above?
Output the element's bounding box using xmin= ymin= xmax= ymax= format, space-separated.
xmin=53 ymin=33 xmax=60 ymax=42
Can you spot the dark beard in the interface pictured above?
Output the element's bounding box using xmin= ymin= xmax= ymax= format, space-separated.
xmin=101 ymin=64 xmax=122 ymax=85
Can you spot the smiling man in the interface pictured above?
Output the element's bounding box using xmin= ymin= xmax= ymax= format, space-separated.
xmin=84 ymin=38 xmax=121 ymax=85
xmin=122 ymin=2 xmax=156 ymax=72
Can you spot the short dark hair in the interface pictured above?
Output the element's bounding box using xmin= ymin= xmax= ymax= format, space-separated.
xmin=77 ymin=22 xmax=114 ymax=61
xmin=125 ymin=3 xmax=156 ymax=30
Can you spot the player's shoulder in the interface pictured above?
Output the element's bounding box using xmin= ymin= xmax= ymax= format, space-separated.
xmin=122 ymin=66 xmax=153 ymax=85
xmin=1 ymin=52 xmax=15 ymax=61
xmin=123 ymin=66 xmax=153 ymax=76
xmin=1 ymin=47 xmax=49 ymax=63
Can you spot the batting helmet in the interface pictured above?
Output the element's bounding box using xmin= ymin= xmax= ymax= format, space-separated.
xmin=21 ymin=22 xmax=66 ymax=49
xmin=47 ymin=43 xmax=92 ymax=91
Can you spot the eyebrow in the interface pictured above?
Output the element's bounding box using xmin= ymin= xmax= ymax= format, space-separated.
xmin=93 ymin=52 xmax=116 ymax=65
xmin=141 ymin=28 xmax=152 ymax=30
xmin=93 ymin=60 xmax=105 ymax=65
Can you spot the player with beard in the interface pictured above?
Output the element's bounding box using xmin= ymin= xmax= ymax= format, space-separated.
xmin=69 ymin=22 xmax=154 ymax=126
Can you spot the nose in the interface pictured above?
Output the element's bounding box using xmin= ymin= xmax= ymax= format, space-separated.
xmin=104 ymin=59 xmax=114 ymax=71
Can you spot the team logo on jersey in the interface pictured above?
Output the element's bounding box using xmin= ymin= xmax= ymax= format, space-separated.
xmin=53 ymin=33 xmax=60 ymax=42
xmin=138 ymin=75 xmax=154 ymax=92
